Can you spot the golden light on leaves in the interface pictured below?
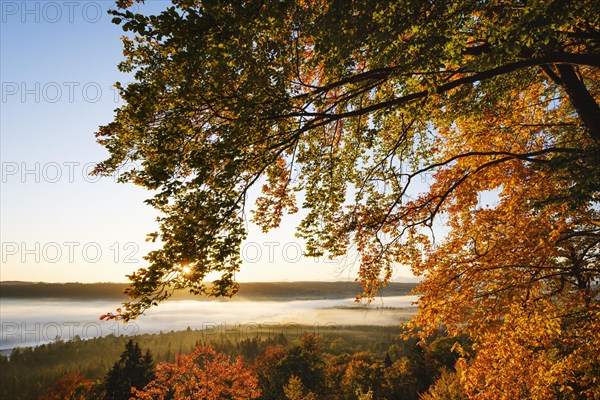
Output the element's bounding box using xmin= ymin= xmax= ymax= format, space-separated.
xmin=97 ymin=2 xmax=599 ymax=397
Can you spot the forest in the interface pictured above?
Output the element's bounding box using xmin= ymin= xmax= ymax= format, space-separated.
xmin=0 ymin=324 xmax=469 ymax=400
xmin=0 ymin=281 xmax=416 ymax=301
xmin=4 ymin=0 xmax=599 ymax=398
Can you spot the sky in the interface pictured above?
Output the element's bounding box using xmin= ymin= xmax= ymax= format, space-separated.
xmin=0 ymin=0 xmax=417 ymax=283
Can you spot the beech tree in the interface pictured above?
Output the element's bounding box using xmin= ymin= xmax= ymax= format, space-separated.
xmin=39 ymin=374 xmax=95 ymax=400
xmin=130 ymin=345 xmax=261 ymax=400
xmin=251 ymin=335 xmax=325 ymax=400
xmin=96 ymin=1 xmax=599 ymax=397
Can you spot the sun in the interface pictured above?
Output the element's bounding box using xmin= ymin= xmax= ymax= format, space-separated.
xmin=181 ymin=266 xmax=191 ymax=275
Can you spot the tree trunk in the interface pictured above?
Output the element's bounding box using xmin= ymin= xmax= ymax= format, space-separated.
xmin=555 ymin=64 xmax=600 ymax=142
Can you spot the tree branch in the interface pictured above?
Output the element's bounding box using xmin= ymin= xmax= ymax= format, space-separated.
xmin=554 ymin=64 xmax=600 ymax=141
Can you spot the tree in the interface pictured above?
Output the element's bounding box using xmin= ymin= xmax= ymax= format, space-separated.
xmin=97 ymin=0 xmax=599 ymax=397
xmin=383 ymin=358 xmax=421 ymax=400
xmin=283 ymin=375 xmax=317 ymax=400
xmin=252 ymin=335 xmax=325 ymax=400
xmin=130 ymin=345 xmax=261 ymax=400
xmin=38 ymin=374 xmax=95 ymax=400
xmin=420 ymin=368 xmax=467 ymax=400
xmin=356 ymin=389 xmax=374 ymax=400
xmin=104 ymin=340 xmax=154 ymax=400
xmin=383 ymin=352 xmax=392 ymax=369
xmin=340 ymin=353 xmax=384 ymax=399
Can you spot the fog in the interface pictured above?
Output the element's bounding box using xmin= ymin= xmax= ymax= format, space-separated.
xmin=0 ymin=296 xmax=418 ymax=352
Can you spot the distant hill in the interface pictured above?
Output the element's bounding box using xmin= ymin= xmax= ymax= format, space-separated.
xmin=0 ymin=282 xmax=128 ymax=300
xmin=0 ymin=281 xmax=417 ymax=301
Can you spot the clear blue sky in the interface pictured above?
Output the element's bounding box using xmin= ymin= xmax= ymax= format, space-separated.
xmin=0 ymin=0 xmax=415 ymax=283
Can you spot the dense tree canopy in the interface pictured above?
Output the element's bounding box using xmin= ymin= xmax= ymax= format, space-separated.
xmin=131 ymin=345 xmax=261 ymax=399
xmin=96 ymin=0 xmax=599 ymax=397
xmin=38 ymin=374 xmax=95 ymax=400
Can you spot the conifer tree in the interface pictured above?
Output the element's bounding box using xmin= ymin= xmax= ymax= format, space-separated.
xmin=103 ymin=340 xmax=154 ymax=400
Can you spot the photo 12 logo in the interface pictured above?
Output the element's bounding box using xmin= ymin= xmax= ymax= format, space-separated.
xmin=1 ymin=321 xmax=139 ymax=346
xmin=1 ymin=1 xmax=105 ymax=24
xmin=1 ymin=161 xmax=141 ymax=184
xmin=1 ymin=241 xmax=140 ymax=264
xmin=1 ymin=82 xmax=126 ymax=104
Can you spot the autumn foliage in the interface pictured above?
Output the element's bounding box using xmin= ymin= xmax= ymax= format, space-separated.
xmin=404 ymin=70 xmax=600 ymax=398
xmin=38 ymin=374 xmax=95 ymax=400
xmin=96 ymin=1 xmax=599 ymax=398
xmin=131 ymin=345 xmax=260 ymax=400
